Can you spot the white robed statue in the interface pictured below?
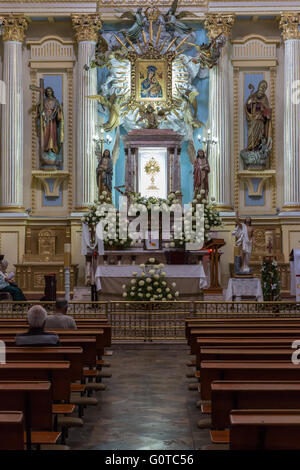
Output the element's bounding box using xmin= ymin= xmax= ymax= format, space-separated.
xmin=232 ymin=212 xmax=254 ymax=274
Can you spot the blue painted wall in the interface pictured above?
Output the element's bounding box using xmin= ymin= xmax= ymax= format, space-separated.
xmin=42 ymin=178 xmax=63 ymax=206
xmin=245 ymin=178 xmax=265 ymax=206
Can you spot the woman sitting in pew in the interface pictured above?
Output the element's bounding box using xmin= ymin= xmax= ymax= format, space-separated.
xmin=0 ymin=260 xmax=26 ymax=301
xmin=15 ymin=306 xmax=60 ymax=346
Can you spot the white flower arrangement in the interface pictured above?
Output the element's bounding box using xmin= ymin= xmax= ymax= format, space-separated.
xmin=122 ymin=258 xmax=179 ymax=301
xmin=128 ymin=191 xmax=181 ymax=213
xmin=82 ymin=194 xmax=132 ymax=250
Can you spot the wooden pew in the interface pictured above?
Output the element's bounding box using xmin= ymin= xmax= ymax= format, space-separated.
xmin=0 ymin=319 xmax=112 ymax=347
xmin=194 ymin=346 xmax=294 ymax=373
xmin=0 ymin=381 xmax=60 ymax=449
xmin=229 ymin=410 xmax=300 ymax=450
xmin=185 ymin=318 xmax=300 ymax=345
xmin=0 ymin=361 xmax=71 ymax=401
xmin=210 ymin=381 xmax=300 ymax=443
xmin=198 ymin=347 xmax=294 ymax=367
xmin=200 ymin=360 xmax=300 ymax=401
xmin=0 ymin=328 xmax=104 ymax=357
xmin=0 ymin=411 xmax=24 ymax=450
xmin=2 ymin=337 xmax=97 ymax=367
xmin=195 ymin=345 xmax=292 ymax=372
xmin=189 ymin=328 xmax=300 ymax=354
xmin=5 ymin=347 xmax=83 ymax=382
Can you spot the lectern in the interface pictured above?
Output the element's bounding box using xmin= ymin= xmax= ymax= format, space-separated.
xmin=204 ymin=238 xmax=225 ymax=294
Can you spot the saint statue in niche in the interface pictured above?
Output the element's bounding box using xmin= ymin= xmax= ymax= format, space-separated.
xmin=240 ymin=80 xmax=272 ymax=169
xmin=35 ymin=85 xmax=64 ymax=169
xmin=96 ymin=149 xmax=113 ymax=198
xmin=140 ymin=66 xmax=163 ymax=99
xmin=193 ymin=149 xmax=210 ymax=199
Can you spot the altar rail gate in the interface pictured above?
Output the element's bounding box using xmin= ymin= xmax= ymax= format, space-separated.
xmin=0 ymin=301 xmax=299 ymax=341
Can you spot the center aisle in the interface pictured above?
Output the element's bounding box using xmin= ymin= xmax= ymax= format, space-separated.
xmin=68 ymin=346 xmax=209 ymax=450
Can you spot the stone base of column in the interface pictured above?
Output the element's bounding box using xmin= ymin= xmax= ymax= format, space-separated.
xmin=215 ymin=204 xmax=233 ymax=211
xmin=74 ymin=206 xmax=90 ymax=212
xmin=281 ymin=204 xmax=300 ymax=211
xmin=0 ymin=206 xmax=25 ymax=213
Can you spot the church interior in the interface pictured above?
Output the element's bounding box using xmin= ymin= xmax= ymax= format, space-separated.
xmin=0 ymin=0 xmax=300 ymax=453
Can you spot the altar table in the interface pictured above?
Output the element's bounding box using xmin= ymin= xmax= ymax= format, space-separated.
xmin=95 ymin=264 xmax=208 ymax=295
xmin=225 ymin=278 xmax=263 ymax=301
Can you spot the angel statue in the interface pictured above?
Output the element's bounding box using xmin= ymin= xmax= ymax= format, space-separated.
xmin=119 ymin=7 xmax=146 ymax=43
xmin=84 ymin=33 xmax=128 ymax=72
xmin=190 ymin=33 xmax=227 ymax=69
xmin=175 ymin=88 xmax=204 ymax=129
xmin=88 ymin=93 xmax=126 ymax=132
xmin=163 ymin=0 xmax=197 ymax=37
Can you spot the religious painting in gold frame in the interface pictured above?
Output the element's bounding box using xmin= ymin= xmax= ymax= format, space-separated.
xmin=127 ymin=46 xmax=175 ymax=111
xmin=135 ymin=59 xmax=167 ymax=102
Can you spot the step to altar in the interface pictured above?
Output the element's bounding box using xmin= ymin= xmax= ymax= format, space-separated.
xmin=203 ymin=291 xmax=225 ymax=301
xmin=73 ymin=286 xmax=91 ymax=301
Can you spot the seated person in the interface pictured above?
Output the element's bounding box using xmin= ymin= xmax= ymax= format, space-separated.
xmin=0 ymin=260 xmax=26 ymax=301
xmin=15 ymin=305 xmax=59 ymax=346
xmin=45 ymin=299 xmax=77 ymax=330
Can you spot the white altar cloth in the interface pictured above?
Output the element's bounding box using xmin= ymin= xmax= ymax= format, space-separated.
xmin=95 ymin=264 xmax=207 ymax=292
xmin=225 ymin=278 xmax=263 ymax=301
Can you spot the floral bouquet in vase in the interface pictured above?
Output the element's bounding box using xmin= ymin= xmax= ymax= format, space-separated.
xmin=122 ymin=258 xmax=179 ymax=301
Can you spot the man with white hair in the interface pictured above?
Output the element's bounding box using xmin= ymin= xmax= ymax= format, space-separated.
xmin=0 ymin=260 xmax=26 ymax=301
xmin=15 ymin=305 xmax=59 ymax=346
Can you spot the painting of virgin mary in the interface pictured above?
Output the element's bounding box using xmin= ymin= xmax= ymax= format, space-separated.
xmin=140 ymin=65 xmax=163 ymax=99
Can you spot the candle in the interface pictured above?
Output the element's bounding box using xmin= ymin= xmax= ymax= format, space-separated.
xmin=64 ymin=243 xmax=71 ymax=268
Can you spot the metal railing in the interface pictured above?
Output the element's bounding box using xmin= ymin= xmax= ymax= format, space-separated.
xmin=0 ymin=300 xmax=299 ymax=341
xmin=109 ymin=301 xmax=193 ymax=341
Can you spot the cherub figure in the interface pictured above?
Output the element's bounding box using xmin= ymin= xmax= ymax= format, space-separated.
xmin=84 ymin=34 xmax=110 ymax=71
xmin=136 ymin=104 xmax=159 ymax=129
xmin=84 ymin=34 xmax=128 ymax=71
xmin=190 ymin=33 xmax=227 ymax=69
xmin=136 ymin=104 xmax=171 ymax=129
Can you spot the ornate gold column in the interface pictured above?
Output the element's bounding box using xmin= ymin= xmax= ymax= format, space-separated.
xmin=0 ymin=15 xmax=28 ymax=211
xmin=72 ymin=14 xmax=102 ymax=209
xmin=279 ymin=13 xmax=300 ymax=210
xmin=205 ymin=14 xmax=235 ymax=210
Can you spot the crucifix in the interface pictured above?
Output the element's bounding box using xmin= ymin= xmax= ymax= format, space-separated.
xmin=30 ymin=78 xmax=45 ymax=159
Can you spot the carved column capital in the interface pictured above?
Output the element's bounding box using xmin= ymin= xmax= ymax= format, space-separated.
xmin=71 ymin=14 xmax=102 ymax=43
xmin=2 ymin=15 xmax=28 ymax=42
xmin=204 ymin=13 xmax=235 ymax=40
xmin=279 ymin=12 xmax=300 ymax=41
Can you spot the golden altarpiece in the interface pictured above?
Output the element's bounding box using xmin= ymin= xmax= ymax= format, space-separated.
xmin=0 ymin=3 xmax=299 ymax=298
xmin=14 ymin=225 xmax=78 ymax=297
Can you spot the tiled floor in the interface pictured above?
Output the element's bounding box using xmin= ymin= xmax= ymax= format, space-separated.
xmin=67 ymin=345 xmax=211 ymax=450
